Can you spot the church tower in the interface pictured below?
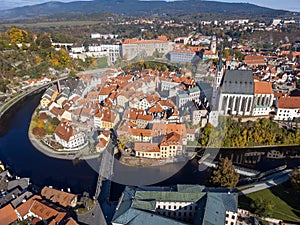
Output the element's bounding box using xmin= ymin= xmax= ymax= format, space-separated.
xmin=211 ymin=35 xmax=217 ymax=54
xmin=214 ymin=49 xmax=224 ymax=90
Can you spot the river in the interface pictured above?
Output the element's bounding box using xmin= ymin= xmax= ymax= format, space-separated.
xmin=0 ymin=93 xmax=299 ymax=197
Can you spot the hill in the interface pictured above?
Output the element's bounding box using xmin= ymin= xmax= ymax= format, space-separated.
xmin=0 ymin=0 xmax=290 ymax=21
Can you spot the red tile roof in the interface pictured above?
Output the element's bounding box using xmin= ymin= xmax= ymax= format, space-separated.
xmin=244 ymin=55 xmax=265 ymax=65
xmin=29 ymin=200 xmax=67 ymax=223
xmin=278 ymin=96 xmax=300 ymax=109
xmin=41 ymin=186 xmax=77 ymax=208
xmin=16 ymin=195 xmax=42 ymax=218
xmin=54 ymin=122 xmax=77 ymax=142
xmin=254 ymin=81 xmax=273 ymax=94
xmin=0 ymin=204 xmax=18 ymax=225
xmin=134 ymin=143 xmax=160 ymax=152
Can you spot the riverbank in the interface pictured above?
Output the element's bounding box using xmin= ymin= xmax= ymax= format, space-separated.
xmin=28 ymin=130 xmax=102 ymax=161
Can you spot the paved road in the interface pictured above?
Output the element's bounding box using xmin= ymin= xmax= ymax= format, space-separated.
xmin=239 ymin=169 xmax=292 ymax=195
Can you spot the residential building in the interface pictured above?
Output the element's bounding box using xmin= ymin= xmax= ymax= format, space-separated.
xmin=160 ymin=132 xmax=183 ymax=158
xmin=94 ymin=107 xmax=120 ymax=130
xmin=41 ymin=186 xmax=78 ymax=208
xmin=135 ymin=143 xmax=161 ymax=159
xmin=26 ymin=199 xmax=67 ymax=224
xmin=128 ymin=128 xmax=152 ymax=142
xmin=274 ymin=96 xmax=300 ymax=121
xmin=71 ymin=43 xmax=85 ymax=53
xmin=176 ymin=86 xmax=201 ymax=108
xmin=96 ymin=130 xmax=111 ymax=152
xmin=54 ymin=122 xmax=86 ymax=149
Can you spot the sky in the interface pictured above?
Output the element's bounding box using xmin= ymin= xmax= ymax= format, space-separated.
xmin=0 ymin=0 xmax=300 ymax=12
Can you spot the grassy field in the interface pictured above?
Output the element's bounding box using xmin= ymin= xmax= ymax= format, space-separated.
xmin=239 ymin=182 xmax=300 ymax=223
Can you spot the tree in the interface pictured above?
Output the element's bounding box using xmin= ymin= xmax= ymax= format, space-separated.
xmin=209 ymin=157 xmax=239 ymax=188
xmin=251 ymin=197 xmax=273 ymax=217
xmin=290 ymin=166 xmax=300 ymax=190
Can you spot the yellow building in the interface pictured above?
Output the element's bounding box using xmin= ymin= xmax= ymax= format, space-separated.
xmin=160 ymin=132 xmax=183 ymax=158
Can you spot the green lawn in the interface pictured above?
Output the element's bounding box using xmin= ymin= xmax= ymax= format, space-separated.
xmin=239 ymin=182 xmax=300 ymax=223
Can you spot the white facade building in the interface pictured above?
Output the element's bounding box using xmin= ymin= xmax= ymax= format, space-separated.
xmin=274 ymin=96 xmax=300 ymax=121
xmin=54 ymin=122 xmax=86 ymax=149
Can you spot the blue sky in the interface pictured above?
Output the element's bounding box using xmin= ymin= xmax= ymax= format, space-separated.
xmin=0 ymin=0 xmax=299 ymax=11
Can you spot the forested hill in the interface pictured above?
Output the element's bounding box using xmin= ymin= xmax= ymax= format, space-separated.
xmin=0 ymin=0 xmax=289 ymax=20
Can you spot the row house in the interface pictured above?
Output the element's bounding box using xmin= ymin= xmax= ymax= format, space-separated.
xmin=94 ymin=107 xmax=120 ymax=130
xmin=138 ymin=94 xmax=161 ymax=111
xmin=151 ymin=123 xmax=187 ymax=145
xmin=40 ymin=85 xmax=58 ymax=109
xmin=128 ymin=128 xmax=152 ymax=142
xmin=54 ymin=122 xmax=86 ymax=149
xmin=134 ymin=143 xmax=161 ymax=159
xmin=125 ymin=107 xmax=153 ymax=128
xmin=274 ymin=96 xmax=300 ymax=121
xmin=41 ymin=186 xmax=78 ymax=208
xmin=160 ymin=132 xmax=183 ymax=158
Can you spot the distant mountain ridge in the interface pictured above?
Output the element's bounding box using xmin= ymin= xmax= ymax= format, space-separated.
xmin=0 ymin=0 xmax=289 ymax=20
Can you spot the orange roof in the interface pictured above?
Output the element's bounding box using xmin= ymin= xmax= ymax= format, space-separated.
xmin=97 ymin=138 xmax=108 ymax=148
xmin=29 ymin=200 xmax=67 ymax=223
xmin=148 ymin=104 xmax=163 ymax=113
xmin=254 ymin=81 xmax=273 ymax=94
xmin=65 ymin=218 xmax=79 ymax=225
xmin=99 ymin=86 xmax=113 ymax=96
xmin=0 ymin=204 xmax=18 ymax=225
xmin=123 ymin=38 xmax=168 ymax=44
xmin=171 ymin=48 xmax=195 ymax=54
xmin=134 ymin=143 xmax=160 ymax=152
xmin=278 ymin=96 xmax=300 ymax=109
xmin=129 ymin=128 xmax=152 ymax=137
xmin=54 ymin=122 xmax=77 ymax=142
xmin=244 ymin=55 xmax=265 ymax=65
xmin=160 ymin=132 xmax=182 ymax=146
xmin=16 ymin=195 xmax=42 ymax=217
xmin=94 ymin=107 xmax=117 ymax=123
xmin=152 ymin=123 xmax=187 ymax=138
xmin=41 ymin=186 xmax=77 ymax=208
xmin=204 ymin=50 xmax=215 ymax=55
xmin=292 ymin=52 xmax=300 ymax=58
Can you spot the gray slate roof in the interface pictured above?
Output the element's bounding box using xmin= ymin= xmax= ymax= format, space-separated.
xmin=221 ymin=70 xmax=254 ymax=95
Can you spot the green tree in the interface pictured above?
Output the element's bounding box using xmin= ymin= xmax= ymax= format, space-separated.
xmin=209 ymin=157 xmax=239 ymax=188
xmin=251 ymin=197 xmax=273 ymax=217
xmin=290 ymin=166 xmax=300 ymax=190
